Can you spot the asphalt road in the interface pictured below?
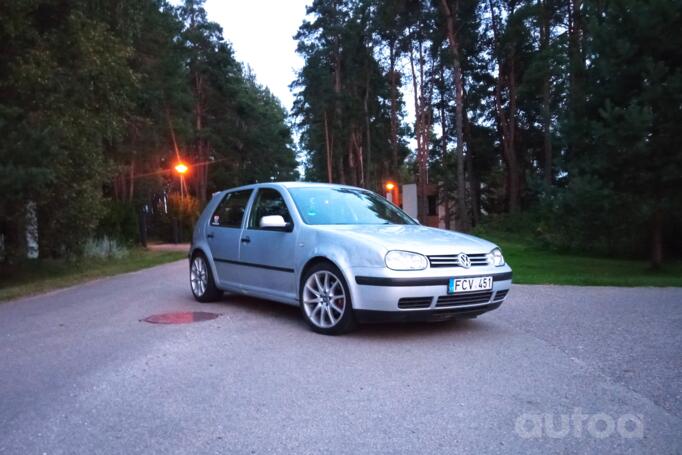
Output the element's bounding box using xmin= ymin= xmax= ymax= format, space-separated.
xmin=1 ymin=261 xmax=680 ymax=454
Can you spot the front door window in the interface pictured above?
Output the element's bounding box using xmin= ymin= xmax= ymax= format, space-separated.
xmin=248 ymin=188 xmax=293 ymax=229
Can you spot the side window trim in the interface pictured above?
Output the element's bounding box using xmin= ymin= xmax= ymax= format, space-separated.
xmin=247 ymin=188 xmax=295 ymax=232
xmin=209 ymin=189 xmax=253 ymax=229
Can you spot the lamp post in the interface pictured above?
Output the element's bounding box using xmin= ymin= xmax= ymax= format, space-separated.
xmin=385 ymin=181 xmax=399 ymax=206
xmin=174 ymin=162 xmax=188 ymax=201
xmin=173 ymin=162 xmax=189 ymax=243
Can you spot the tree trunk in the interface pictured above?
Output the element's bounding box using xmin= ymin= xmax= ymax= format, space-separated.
xmin=128 ymin=159 xmax=135 ymax=203
xmin=2 ymin=203 xmax=26 ymax=262
xmin=488 ymin=0 xmax=521 ymax=213
xmin=567 ymin=0 xmax=586 ymax=162
xmin=650 ymin=208 xmax=663 ymax=269
xmin=388 ymin=44 xmax=399 ymax=179
xmin=347 ymin=134 xmax=356 ymax=187
xmin=409 ymin=40 xmax=431 ymax=224
xmin=468 ymin=156 xmax=480 ymax=226
xmin=540 ymin=0 xmax=553 ymax=185
xmin=439 ymin=90 xmax=451 ymax=230
xmin=508 ymin=58 xmax=521 ymax=212
xmin=364 ymin=69 xmax=371 ymax=188
xmin=333 ymin=46 xmax=343 ymax=183
xmin=337 ymin=150 xmax=346 ymax=184
xmin=193 ymin=72 xmax=207 ymax=202
xmin=323 ymin=111 xmax=333 ymax=183
xmin=440 ymin=0 xmax=470 ymax=231
xmin=461 ymin=89 xmax=480 ymax=226
xmin=347 ymin=127 xmax=364 ymax=187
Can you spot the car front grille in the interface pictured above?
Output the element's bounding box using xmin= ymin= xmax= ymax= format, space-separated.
xmin=493 ymin=290 xmax=509 ymax=301
xmin=435 ymin=291 xmax=493 ymax=307
xmin=428 ymin=253 xmax=489 ymax=268
xmin=398 ymin=297 xmax=433 ymax=309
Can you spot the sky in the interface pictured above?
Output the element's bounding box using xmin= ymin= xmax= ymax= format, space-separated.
xmin=204 ymin=0 xmax=313 ymax=113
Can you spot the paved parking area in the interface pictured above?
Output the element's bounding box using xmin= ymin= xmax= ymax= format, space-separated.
xmin=1 ymin=261 xmax=680 ymax=454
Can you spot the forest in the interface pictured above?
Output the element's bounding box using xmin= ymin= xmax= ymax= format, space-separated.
xmin=292 ymin=0 xmax=682 ymax=266
xmin=0 ymin=0 xmax=298 ymax=261
xmin=1 ymin=0 xmax=681 ymax=268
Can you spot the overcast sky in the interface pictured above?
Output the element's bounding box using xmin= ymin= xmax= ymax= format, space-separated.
xmin=204 ymin=0 xmax=313 ymax=113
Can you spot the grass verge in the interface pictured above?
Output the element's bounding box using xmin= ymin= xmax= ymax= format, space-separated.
xmin=0 ymin=248 xmax=187 ymax=302
xmin=479 ymin=232 xmax=682 ymax=287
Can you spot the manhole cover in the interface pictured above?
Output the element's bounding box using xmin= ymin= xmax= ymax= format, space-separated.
xmin=143 ymin=312 xmax=220 ymax=324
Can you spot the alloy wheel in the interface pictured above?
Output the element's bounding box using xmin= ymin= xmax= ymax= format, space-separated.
xmin=190 ymin=256 xmax=208 ymax=297
xmin=302 ymin=270 xmax=347 ymax=328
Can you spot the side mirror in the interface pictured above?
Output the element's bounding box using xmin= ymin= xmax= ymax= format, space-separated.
xmin=260 ymin=215 xmax=292 ymax=231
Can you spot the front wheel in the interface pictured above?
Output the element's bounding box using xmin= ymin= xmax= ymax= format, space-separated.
xmin=190 ymin=253 xmax=222 ymax=302
xmin=300 ymin=263 xmax=357 ymax=335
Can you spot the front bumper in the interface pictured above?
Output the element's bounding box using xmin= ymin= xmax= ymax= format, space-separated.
xmin=348 ymin=266 xmax=512 ymax=321
xmin=355 ymin=301 xmax=503 ymax=323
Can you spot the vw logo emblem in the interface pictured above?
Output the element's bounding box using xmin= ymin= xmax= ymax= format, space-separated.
xmin=458 ymin=253 xmax=471 ymax=269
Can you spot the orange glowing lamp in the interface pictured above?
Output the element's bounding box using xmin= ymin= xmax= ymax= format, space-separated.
xmin=174 ymin=163 xmax=189 ymax=174
xmin=385 ymin=181 xmax=396 ymax=191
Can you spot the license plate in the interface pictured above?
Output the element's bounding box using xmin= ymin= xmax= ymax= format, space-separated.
xmin=448 ymin=276 xmax=493 ymax=294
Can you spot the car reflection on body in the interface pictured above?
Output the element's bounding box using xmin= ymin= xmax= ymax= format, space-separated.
xmin=189 ymin=182 xmax=512 ymax=334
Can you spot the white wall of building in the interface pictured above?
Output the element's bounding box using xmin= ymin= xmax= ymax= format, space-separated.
xmin=402 ymin=183 xmax=418 ymax=219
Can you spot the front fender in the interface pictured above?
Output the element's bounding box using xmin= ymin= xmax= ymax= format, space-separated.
xmin=295 ymin=228 xmax=387 ymax=307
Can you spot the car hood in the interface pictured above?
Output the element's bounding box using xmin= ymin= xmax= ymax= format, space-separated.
xmin=313 ymin=224 xmax=497 ymax=256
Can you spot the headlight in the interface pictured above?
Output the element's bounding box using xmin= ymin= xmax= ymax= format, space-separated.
xmin=487 ymin=248 xmax=505 ymax=267
xmin=385 ymin=250 xmax=428 ymax=271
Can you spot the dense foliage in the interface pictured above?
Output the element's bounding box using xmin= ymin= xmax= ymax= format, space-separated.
xmin=1 ymin=0 xmax=680 ymax=268
xmin=0 ymin=0 xmax=298 ymax=260
xmin=292 ymin=0 xmax=682 ymax=265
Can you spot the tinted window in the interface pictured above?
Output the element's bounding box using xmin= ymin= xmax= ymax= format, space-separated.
xmin=288 ymin=187 xmax=416 ymax=225
xmin=248 ymin=188 xmax=292 ymax=228
xmin=211 ymin=190 xmax=252 ymax=228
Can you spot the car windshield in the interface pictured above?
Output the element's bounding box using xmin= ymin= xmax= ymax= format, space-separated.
xmin=288 ymin=187 xmax=416 ymax=225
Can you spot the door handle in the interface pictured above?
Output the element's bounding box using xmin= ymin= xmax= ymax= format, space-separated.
xmin=241 ymin=236 xmax=251 ymax=244
xmin=206 ymin=233 xmax=214 ymax=239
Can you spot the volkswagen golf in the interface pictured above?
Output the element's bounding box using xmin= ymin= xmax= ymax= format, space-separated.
xmin=189 ymin=182 xmax=512 ymax=334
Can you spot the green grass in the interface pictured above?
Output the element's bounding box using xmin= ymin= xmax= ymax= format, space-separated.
xmin=2 ymin=233 xmax=679 ymax=300
xmin=0 ymin=248 xmax=187 ymax=302
xmin=480 ymin=232 xmax=682 ymax=287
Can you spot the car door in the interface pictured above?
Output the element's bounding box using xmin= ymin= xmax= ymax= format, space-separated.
xmin=238 ymin=188 xmax=297 ymax=302
xmin=206 ymin=189 xmax=253 ymax=291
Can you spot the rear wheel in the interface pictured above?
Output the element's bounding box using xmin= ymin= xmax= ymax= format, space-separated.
xmin=190 ymin=252 xmax=222 ymax=302
xmin=300 ymin=263 xmax=357 ymax=335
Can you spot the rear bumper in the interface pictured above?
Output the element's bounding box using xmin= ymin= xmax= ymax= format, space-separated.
xmin=355 ymin=301 xmax=502 ymax=323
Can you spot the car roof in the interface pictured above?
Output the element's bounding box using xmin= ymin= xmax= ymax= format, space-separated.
xmin=218 ymin=181 xmax=367 ymax=194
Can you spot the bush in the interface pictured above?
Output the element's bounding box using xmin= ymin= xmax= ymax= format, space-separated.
xmin=37 ymin=167 xmax=107 ymax=259
xmin=535 ymin=176 xmax=649 ymax=257
xmin=474 ymin=175 xmax=653 ymax=258
xmin=150 ymin=194 xmax=201 ymax=243
xmin=83 ymin=236 xmax=129 ymax=259
xmin=96 ymin=200 xmax=138 ymax=243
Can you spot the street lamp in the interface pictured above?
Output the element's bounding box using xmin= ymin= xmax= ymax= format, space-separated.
xmin=385 ymin=180 xmax=399 ymax=205
xmin=172 ymin=162 xmax=190 ymax=244
xmin=174 ymin=162 xmax=189 ymax=201
xmin=174 ymin=163 xmax=188 ymax=175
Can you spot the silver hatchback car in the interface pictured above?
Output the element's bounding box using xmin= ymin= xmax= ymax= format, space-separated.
xmin=189 ymin=182 xmax=512 ymax=334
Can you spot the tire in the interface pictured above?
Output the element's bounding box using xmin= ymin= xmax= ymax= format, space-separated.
xmin=300 ymin=262 xmax=357 ymax=335
xmin=189 ymin=252 xmax=222 ymax=303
